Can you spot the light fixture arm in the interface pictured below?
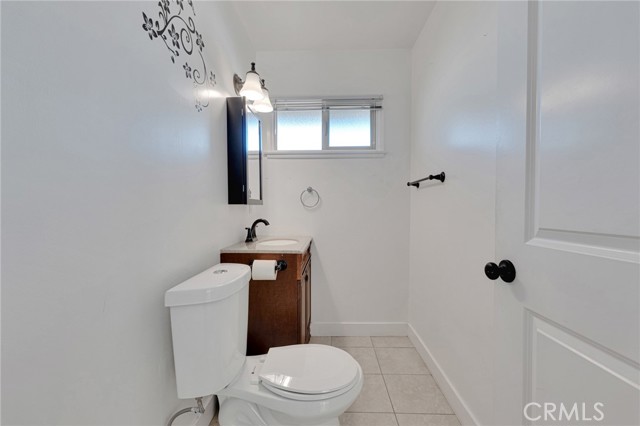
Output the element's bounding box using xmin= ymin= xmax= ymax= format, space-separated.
xmin=233 ymin=74 xmax=244 ymax=96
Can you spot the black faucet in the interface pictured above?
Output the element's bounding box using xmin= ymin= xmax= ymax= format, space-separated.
xmin=245 ymin=218 xmax=270 ymax=242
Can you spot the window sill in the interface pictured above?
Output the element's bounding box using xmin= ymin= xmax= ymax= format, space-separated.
xmin=264 ymin=150 xmax=387 ymax=159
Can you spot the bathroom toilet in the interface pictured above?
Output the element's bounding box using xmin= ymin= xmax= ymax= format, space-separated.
xmin=165 ymin=263 xmax=363 ymax=426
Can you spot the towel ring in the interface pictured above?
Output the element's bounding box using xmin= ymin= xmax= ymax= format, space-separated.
xmin=300 ymin=187 xmax=320 ymax=208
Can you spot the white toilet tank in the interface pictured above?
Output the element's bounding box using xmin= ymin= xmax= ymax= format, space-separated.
xmin=165 ymin=263 xmax=251 ymax=399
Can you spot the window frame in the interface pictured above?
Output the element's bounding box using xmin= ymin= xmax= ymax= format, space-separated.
xmin=269 ymin=96 xmax=384 ymax=156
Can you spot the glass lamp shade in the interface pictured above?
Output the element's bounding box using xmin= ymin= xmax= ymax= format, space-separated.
xmin=252 ymin=88 xmax=273 ymax=113
xmin=239 ymin=71 xmax=264 ymax=101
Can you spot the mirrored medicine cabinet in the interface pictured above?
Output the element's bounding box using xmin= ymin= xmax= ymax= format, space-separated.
xmin=226 ymin=97 xmax=263 ymax=205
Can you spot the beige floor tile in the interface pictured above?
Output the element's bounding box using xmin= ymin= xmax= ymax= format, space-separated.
xmin=346 ymin=374 xmax=393 ymax=413
xmin=396 ymin=414 xmax=460 ymax=426
xmin=208 ymin=414 xmax=219 ymax=426
xmin=309 ymin=336 xmax=332 ymax=345
xmin=340 ymin=347 xmax=381 ymax=374
xmin=371 ymin=336 xmax=414 ymax=348
xmin=332 ymin=336 xmax=373 ymax=348
xmin=384 ymin=375 xmax=454 ymax=414
xmin=376 ymin=348 xmax=429 ymax=374
xmin=340 ymin=413 xmax=399 ymax=426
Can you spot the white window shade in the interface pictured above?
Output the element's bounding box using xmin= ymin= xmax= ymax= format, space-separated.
xmin=274 ymin=97 xmax=382 ymax=111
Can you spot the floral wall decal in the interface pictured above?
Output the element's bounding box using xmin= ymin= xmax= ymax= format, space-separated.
xmin=141 ymin=0 xmax=216 ymax=111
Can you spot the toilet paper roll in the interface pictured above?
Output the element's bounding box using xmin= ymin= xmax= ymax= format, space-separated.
xmin=252 ymin=260 xmax=278 ymax=280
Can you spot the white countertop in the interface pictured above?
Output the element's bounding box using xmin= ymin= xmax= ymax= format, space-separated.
xmin=220 ymin=236 xmax=312 ymax=254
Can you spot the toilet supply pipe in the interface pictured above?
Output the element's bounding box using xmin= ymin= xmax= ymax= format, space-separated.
xmin=167 ymin=397 xmax=206 ymax=426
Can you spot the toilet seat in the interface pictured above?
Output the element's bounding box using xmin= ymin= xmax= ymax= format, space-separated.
xmin=218 ymin=354 xmax=364 ymax=426
xmin=260 ymin=376 xmax=358 ymax=401
xmin=258 ymin=344 xmax=359 ymax=400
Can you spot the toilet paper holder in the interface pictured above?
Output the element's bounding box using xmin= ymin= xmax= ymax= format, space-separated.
xmin=251 ymin=259 xmax=287 ymax=281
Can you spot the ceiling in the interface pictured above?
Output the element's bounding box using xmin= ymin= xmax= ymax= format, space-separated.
xmin=233 ymin=1 xmax=436 ymax=51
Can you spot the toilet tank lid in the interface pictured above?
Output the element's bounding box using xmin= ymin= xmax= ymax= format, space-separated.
xmin=165 ymin=263 xmax=251 ymax=307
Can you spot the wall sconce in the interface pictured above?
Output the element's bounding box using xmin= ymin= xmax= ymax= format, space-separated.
xmin=252 ymin=79 xmax=273 ymax=113
xmin=233 ymin=63 xmax=273 ymax=113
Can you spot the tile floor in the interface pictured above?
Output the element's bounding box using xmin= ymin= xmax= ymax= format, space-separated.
xmin=210 ymin=336 xmax=460 ymax=426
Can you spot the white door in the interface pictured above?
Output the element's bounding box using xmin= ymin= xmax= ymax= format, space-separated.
xmin=494 ymin=2 xmax=640 ymax=425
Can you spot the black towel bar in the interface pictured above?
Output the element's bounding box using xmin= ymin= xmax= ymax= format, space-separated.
xmin=407 ymin=172 xmax=445 ymax=188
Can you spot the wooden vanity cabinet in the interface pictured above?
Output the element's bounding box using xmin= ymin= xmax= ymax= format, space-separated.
xmin=220 ymin=247 xmax=311 ymax=355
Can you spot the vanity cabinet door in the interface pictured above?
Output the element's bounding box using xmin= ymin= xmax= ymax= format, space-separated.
xmin=299 ymin=258 xmax=311 ymax=344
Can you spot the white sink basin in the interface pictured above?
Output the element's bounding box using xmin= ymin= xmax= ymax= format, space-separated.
xmin=221 ymin=236 xmax=311 ymax=254
xmin=257 ymin=239 xmax=299 ymax=247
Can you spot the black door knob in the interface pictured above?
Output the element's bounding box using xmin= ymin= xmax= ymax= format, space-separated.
xmin=484 ymin=260 xmax=516 ymax=283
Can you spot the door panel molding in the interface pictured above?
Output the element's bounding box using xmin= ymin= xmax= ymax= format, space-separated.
xmin=525 ymin=310 xmax=640 ymax=426
xmin=524 ymin=0 xmax=540 ymax=247
xmin=524 ymin=0 xmax=640 ymax=263
xmin=529 ymin=229 xmax=640 ymax=263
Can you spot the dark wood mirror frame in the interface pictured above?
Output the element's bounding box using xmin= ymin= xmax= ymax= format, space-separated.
xmin=226 ymin=97 xmax=263 ymax=205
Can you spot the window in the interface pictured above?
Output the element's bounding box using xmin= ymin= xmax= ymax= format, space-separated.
xmin=273 ymin=97 xmax=382 ymax=153
xmin=276 ymin=110 xmax=323 ymax=150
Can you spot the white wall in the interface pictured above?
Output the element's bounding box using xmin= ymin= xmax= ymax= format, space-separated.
xmin=1 ymin=2 xmax=254 ymax=424
xmin=409 ymin=2 xmax=497 ymax=425
xmin=252 ymin=49 xmax=412 ymax=335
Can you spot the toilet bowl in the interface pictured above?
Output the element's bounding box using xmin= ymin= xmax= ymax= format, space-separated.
xmin=165 ymin=263 xmax=363 ymax=426
xmin=218 ymin=345 xmax=363 ymax=426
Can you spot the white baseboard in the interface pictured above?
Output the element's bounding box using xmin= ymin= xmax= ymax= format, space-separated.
xmin=408 ymin=324 xmax=479 ymax=426
xmin=310 ymin=322 xmax=408 ymax=336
